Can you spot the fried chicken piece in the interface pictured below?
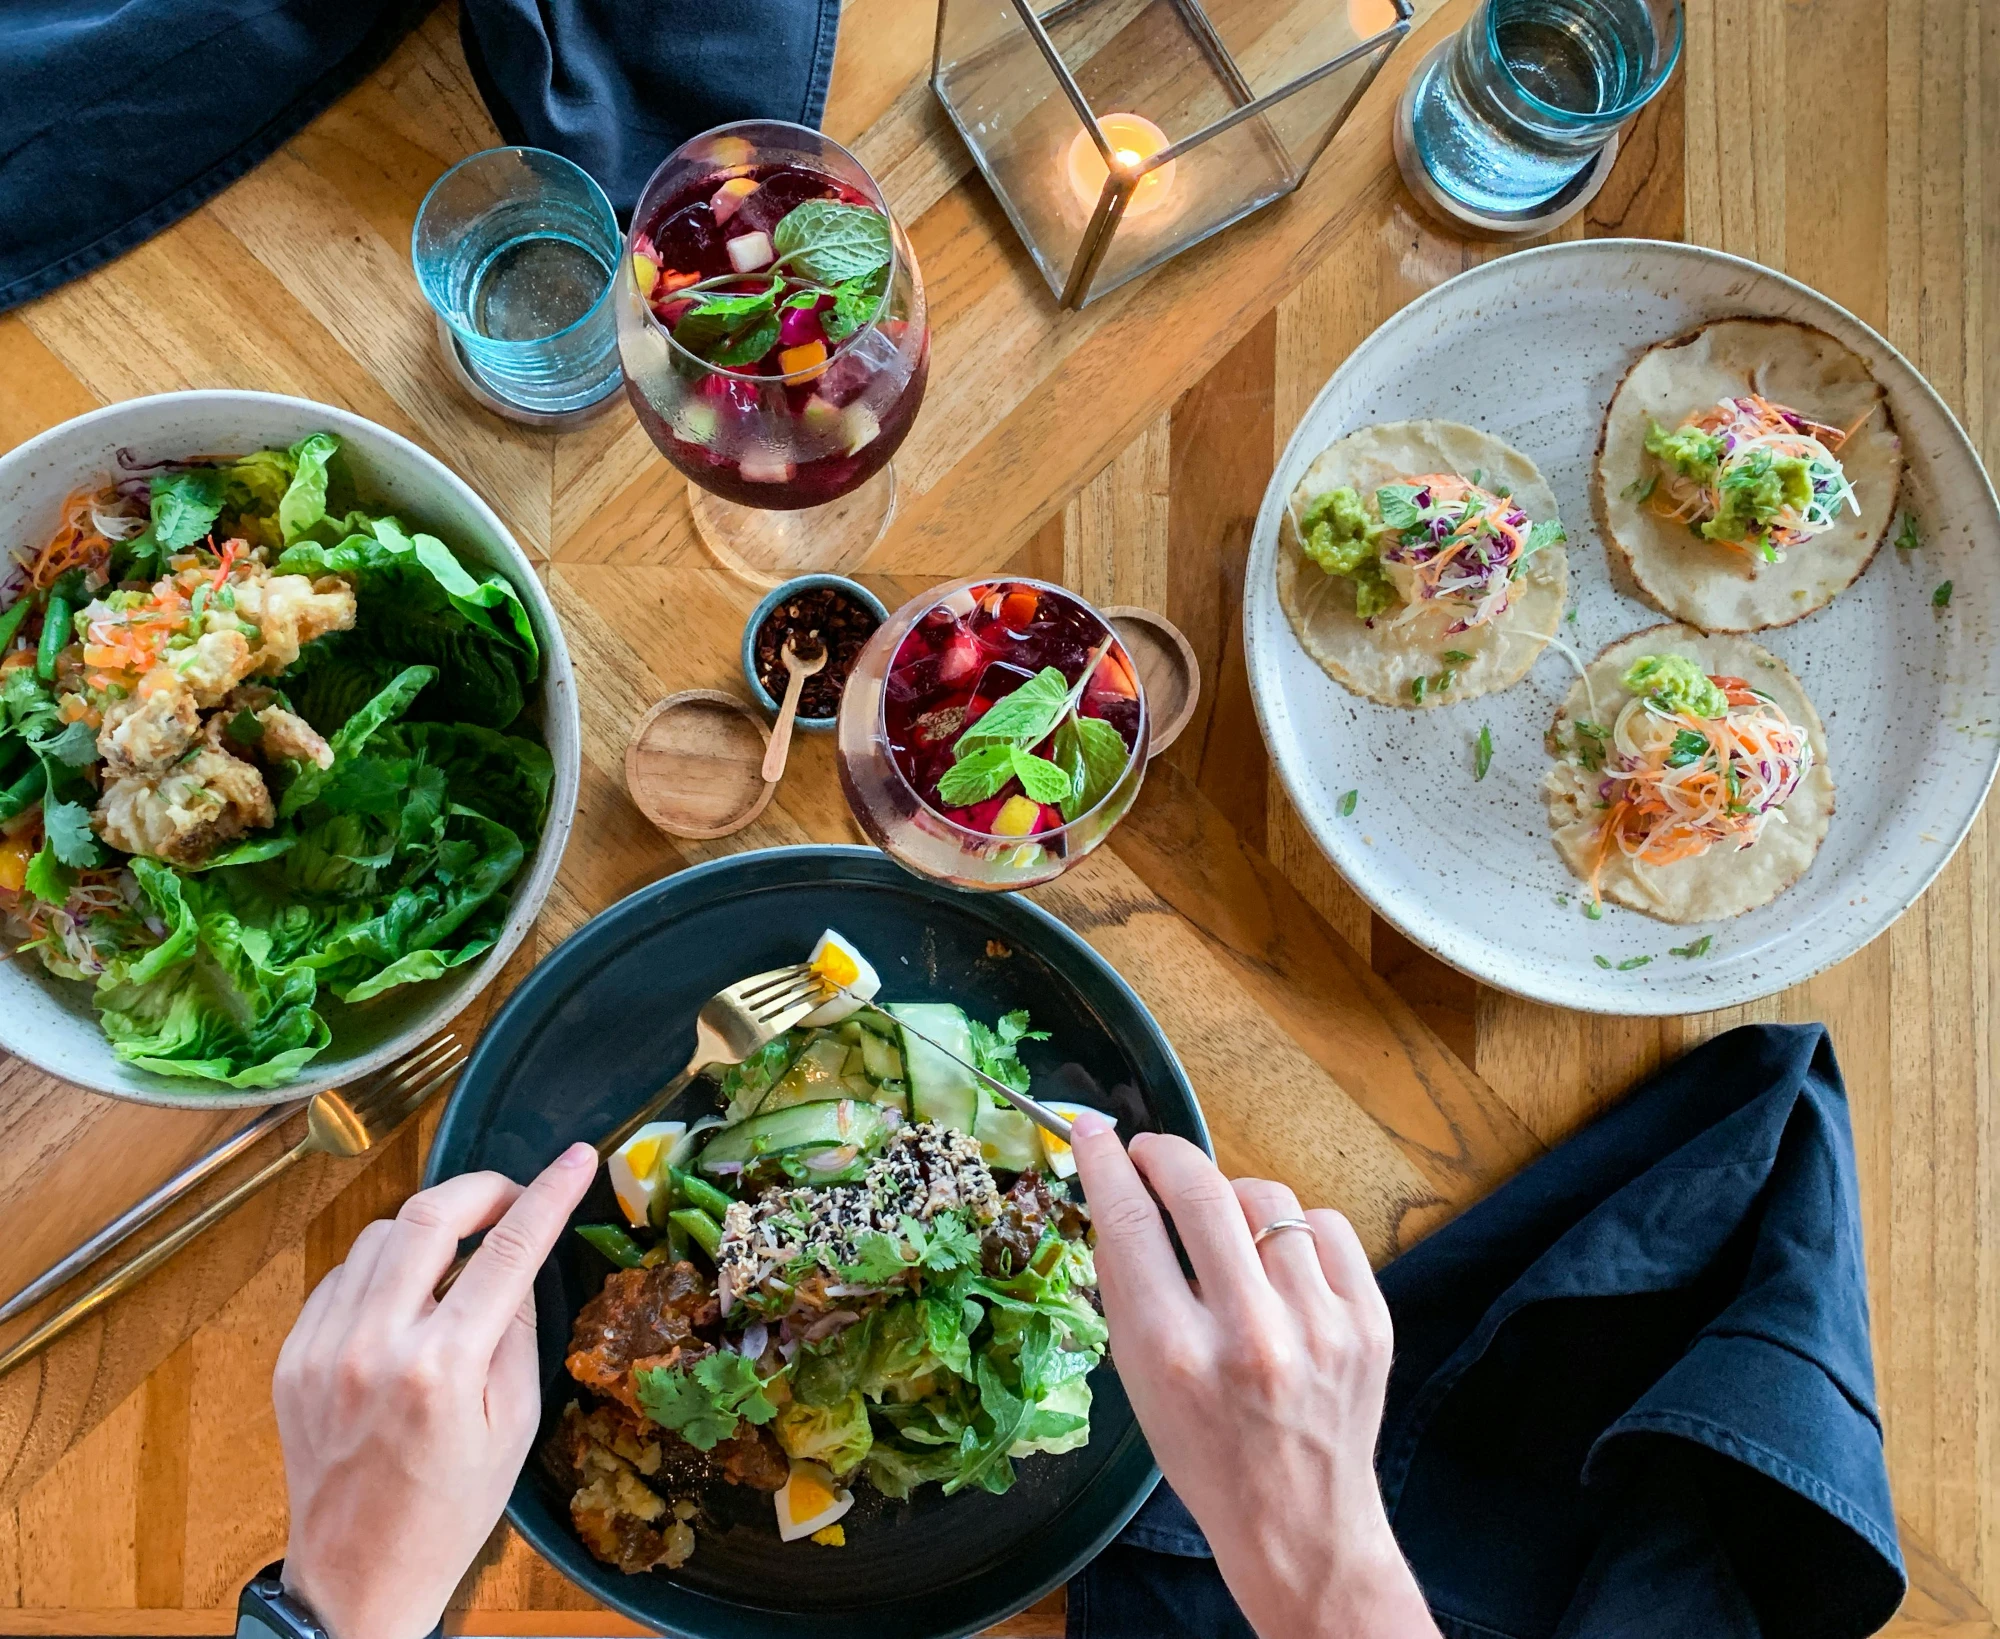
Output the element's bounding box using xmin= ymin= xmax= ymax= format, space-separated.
xmin=94 ymin=745 xmax=275 ymax=865
xmin=178 ymin=628 xmax=257 ymax=707
xmin=98 ymin=687 xmax=199 ymax=774
xmin=566 ymin=1262 xmax=720 ymax=1415
xmin=213 ymin=685 xmax=334 ymax=770
xmin=232 ymin=573 xmax=356 ymax=674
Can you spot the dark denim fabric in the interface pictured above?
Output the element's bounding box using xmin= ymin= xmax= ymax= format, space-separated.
xmin=0 ymin=0 xmax=837 ymax=312
xmin=1070 ymin=1024 xmax=1904 ymax=1639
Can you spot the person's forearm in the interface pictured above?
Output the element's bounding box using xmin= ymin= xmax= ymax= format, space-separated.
xmin=1216 ymin=1518 xmax=1440 ymax=1639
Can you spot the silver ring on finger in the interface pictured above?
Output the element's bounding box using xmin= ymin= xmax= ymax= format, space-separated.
xmin=1253 ymin=1217 xmax=1314 ymax=1248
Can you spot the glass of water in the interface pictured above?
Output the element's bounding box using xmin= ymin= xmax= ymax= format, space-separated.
xmin=412 ymin=147 xmax=622 ymax=416
xmin=1406 ymin=0 xmax=1683 ymax=218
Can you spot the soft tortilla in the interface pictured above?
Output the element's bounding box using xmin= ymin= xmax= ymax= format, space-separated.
xmin=1277 ymin=420 xmax=1568 ymax=708
xmin=1594 ymin=318 xmax=1902 ymax=632
xmin=1544 ymin=623 xmax=1834 ymax=923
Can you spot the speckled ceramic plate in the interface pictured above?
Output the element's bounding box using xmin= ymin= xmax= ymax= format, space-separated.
xmin=1244 ymin=241 xmax=2000 ymax=1015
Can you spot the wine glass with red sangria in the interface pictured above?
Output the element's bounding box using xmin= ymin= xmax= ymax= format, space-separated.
xmin=617 ymin=121 xmax=929 ymax=582
xmin=837 ymin=578 xmax=1149 ymax=890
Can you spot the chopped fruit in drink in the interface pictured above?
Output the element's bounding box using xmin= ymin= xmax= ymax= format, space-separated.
xmin=1091 ymin=649 xmax=1137 ymax=697
xmin=739 ymin=451 xmax=796 ymax=484
xmin=657 ymin=297 xmax=696 ymax=329
xmin=1000 ymin=588 xmax=1039 ymax=628
xmin=709 ymin=136 xmax=755 ymax=167
xmin=801 ymin=395 xmax=842 ymax=441
xmin=991 ymin=795 xmax=1042 ymax=837
xmin=812 ymin=352 xmax=873 ymax=408
xmin=631 ymin=235 xmax=661 ymax=298
xmin=727 ymin=231 xmax=774 ymax=272
xmin=778 ymin=302 xmax=826 ymax=348
xmin=660 ymin=270 xmax=701 ymax=294
xmin=779 ymin=341 xmax=829 ymax=380
xmin=711 ymin=176 xmax=760 ymax=224
xmin=843 ymin=404 xmax=881 ymax=455
xmin=937 ymin=630 xmax=981 ymax=684
xmin=670 ymin=401 xmax=721 ymax=447
xmin=939 ymin=587 xmax=979 ymax=618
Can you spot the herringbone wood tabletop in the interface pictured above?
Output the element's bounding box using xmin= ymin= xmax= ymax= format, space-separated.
xmin=0 ymin=0 xmax=1992 ymax=1632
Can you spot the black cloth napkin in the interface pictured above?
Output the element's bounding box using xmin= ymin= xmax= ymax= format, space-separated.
xmin=1072 ymin=1023 xmax=1906 ymax=1639
xmin=0 ymin=0 xmax=839 ymax=314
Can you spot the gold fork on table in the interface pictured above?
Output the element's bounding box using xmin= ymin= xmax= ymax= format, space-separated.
xmin=0 ymin=1034 xmax=467 ymax=1378
xmin=432 ymin=964 xmax=827 ymax=1296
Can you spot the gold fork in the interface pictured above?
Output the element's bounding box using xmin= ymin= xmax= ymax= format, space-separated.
xmin=431 ymin=965 xmax=828 ymax=1297
xmin=0 ymin=1034 xmax=466 ymax=1378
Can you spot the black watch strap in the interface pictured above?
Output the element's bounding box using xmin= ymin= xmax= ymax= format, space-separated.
xmin=237 ymin=1561 xmax=444 ymax=1639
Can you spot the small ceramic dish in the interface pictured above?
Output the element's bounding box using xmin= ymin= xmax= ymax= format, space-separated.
xmin=741 ymin=574 xmax=889 ymax=733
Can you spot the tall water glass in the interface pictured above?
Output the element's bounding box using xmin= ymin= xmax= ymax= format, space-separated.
xmin=1407 ymin=0 xmax=1683 ymax=216
xmin=413 ymin=147 xmax=623 ymax=415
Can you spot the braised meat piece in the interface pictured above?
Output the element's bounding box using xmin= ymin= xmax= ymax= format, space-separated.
xmin=715 ymin=1424 xmax=790 ymax=1492
xmin=566 ymin=1260 xmax=719 ymax=1414
xmin=982 ymin=1172 xmax=1090 ymax=1277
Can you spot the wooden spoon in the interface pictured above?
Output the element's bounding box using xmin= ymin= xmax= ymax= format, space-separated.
xmin=761 ymin=638 xmax=827 ymax=784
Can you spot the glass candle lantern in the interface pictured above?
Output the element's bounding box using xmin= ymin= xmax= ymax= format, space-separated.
xmin=933 ymin=0 xmax=1413 ymax=307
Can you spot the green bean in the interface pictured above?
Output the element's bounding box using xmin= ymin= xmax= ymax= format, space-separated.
xmin=573 ymin=1223 xmax=648 ymax=1269
xmin=670 ymin=1167 xmax=735 ymax=1221
xmin=0 ymin=595 xmax=30 ymax=656
xmin=0 ymin=761 xmax=47 ymax=823
xmin=668 ymin=1208 xmax=723 ymax=1259
xmin=35 ymin=593 xmax=70 ymax=682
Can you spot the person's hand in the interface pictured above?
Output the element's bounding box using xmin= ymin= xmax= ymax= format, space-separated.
xmin=272 ymin=1143 xmax=597 ymax=1639
xmin=1070 ymin=1114 xmax=1438 ymax=1639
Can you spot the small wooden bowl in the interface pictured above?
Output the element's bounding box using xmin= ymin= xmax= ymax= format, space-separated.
xmin=1104 ymin=606 xmax=1200 ymax=757
xmin=625 ymin=690 xmax=776 ymax=839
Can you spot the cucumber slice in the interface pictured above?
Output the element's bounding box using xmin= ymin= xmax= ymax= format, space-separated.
xmin=872 ymin=1079 xmax=909 ymax=1116
xmin=859 ymin=1031 xmax=904 ymax=1083
xmin=755 ymin=1034 xmax=853 ymax=1115
xmin=836 ymin=1021 xmax=867 ymax=1046
xmin=975 ymin=1105 xmax=1043 ymax=1173
xmin=890 ymin=1003 xmax=980 ymax=1135
xmin=853 ymin=1007 xmax=898 ymax=1039
xmin=698 ymin=1099 xmax=889 ymax=1172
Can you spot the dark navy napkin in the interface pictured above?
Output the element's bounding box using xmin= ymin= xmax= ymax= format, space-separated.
xmin=0 ymin=0 xmax=838 ymax=314
xmin=1071 ymin=1023 xmax=1905 ymax=1639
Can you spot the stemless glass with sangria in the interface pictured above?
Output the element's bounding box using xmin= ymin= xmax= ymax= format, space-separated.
xmin=838 ymin=578 xmax=1149 ymax=890
xmin=617 ymin=121 xmax=929 ymax=582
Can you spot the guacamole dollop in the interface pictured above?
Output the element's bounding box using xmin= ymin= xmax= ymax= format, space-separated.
xmin=1298 ymin=486 xmax=1395 ymax=620
xmin=1701 ymin=448 xmax=1813 ymax=545
xmin=1645 ymin=421 xmax=1726 ymax=483
xmin=1623 ymin=655 xmax=1728 ymax=720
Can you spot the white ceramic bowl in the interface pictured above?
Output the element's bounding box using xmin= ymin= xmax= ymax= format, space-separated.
xmin=0 ymin=392 xmax=580 ymax=1107
xmin=1244 ymin=242 xmax=2000 ymax=1015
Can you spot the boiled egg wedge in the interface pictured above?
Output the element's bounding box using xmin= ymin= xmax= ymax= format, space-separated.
xmin=799 ymin=929 xmax=882 ymax=1026
xmin=607 ymin=1121 xmax=684 ymax=1228
xmin=1039 ymin=1103 xmax=1113 ymax=1180
xmin=774 ymin=1460 xmax=854 ymax=1542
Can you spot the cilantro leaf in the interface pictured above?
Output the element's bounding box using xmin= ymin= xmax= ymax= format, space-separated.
xmin=936 ymin=742 xmax=1017 ymax=807
xmin=634 ymin=1352 xmax=777 ymax=1451
xmin=30 ymin=718 xmax=99 ymax=768
xmin=968 ymin=1011 xmax=1047 ymax=1096
xmin=915 ymin=1210 xmax=981 ymax=1274
xmin=150 ymin=469 xmax=225 ymax=552
xmin=773 ymin=201 xmax=892 ymax=285
xmin=1665 ymin=729 xmax=1710 ymax=767
xmin=840 ymin=1229 xmax=922 ymax=1287
xmin=1050 ymin=713 xmax=1127 ymax=821
xmin=1525 ymin=519 xmax=1566 ymax=555
xmin=1008 ymin=746 xmax=1071 ymax=805
xmin=1934 ymin=581 xmax=1954 ymax=608
xmin=41 ymin=795 xmax=102 ymax=868
xmin=23 ymin=842 xmax=74 ymax=906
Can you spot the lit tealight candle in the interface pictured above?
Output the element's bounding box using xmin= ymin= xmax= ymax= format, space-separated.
xmin=1065 ymin=113 xmax=1176 ymax=218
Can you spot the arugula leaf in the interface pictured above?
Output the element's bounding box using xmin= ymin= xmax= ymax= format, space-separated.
xmin=634 ymin=1351 xmax=778 ymax=1451
xmin=1051 ymin=713 xmax=1127 ymax=822
xmin=936 ymin=742 xmax=1017 ymax=807
xmin=773 ymin=201 xmax=892 ymax=285
xmin=955 ymin=667 xmax=1070 ymax=756
xmin=1008 ymin=746 xmax=1071 ymax=805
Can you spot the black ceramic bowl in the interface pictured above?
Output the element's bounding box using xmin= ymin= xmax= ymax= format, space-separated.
xmin=424 ymin=845 xmax=1207 ymax=1639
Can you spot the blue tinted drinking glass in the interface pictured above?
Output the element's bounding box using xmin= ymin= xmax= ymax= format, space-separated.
xmin=412 ymin=147 xmax=622 ymax=415
xmin=1408 ymin=0 xmax=1683 ymax=216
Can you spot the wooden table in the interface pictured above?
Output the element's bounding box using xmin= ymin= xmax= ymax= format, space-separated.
xmin=0 ymin=0 xmax=1991 ymax=1632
